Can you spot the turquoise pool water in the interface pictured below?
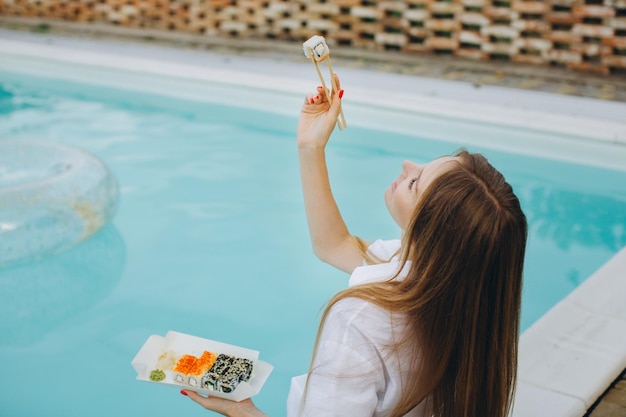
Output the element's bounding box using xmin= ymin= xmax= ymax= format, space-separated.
xmin=0 ymin=69 xmax=625 ymax=417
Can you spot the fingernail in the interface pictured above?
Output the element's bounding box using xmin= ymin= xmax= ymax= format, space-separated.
xmin=338 ymin=89 xmax=344 ymax=99
xmin=315 ymin=95 xmax=319 ymax=100
xmin=180 ymin=390 xmax=188 ymax=396
xmin=309 ymin=98 xmax=314 ymax=104
xmin=317 ymin=85 xmax=322 ymax=89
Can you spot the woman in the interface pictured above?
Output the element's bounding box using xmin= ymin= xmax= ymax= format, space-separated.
xmin=182 ymin=76 xmax=527 ymax=417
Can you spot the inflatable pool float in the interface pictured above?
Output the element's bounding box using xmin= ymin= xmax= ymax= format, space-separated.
xmin=0 ymin=140 xmax=119 ymax=266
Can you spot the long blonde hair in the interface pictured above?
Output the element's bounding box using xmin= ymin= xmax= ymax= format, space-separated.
xmin=313 ymin=150 xmax=527 ymax=417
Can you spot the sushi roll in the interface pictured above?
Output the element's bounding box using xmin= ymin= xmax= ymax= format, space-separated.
xmin=201 ymin=354 xmax=254 ymax=393
xmin=303 ymin=35 xmax=330 ymax=62
xmin=172 ymin=351 xmax=217 ymax=386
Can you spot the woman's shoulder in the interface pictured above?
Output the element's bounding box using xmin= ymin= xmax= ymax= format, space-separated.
xmin=326 ymin=297 xmax=398 ymax=341
xmin=367 ymin=239 xmax=401 ymax=261
xmin=331 ymin=296 xmax=385 ymax=315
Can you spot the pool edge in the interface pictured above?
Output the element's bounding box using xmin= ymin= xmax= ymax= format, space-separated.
xmin=1 ymin=35 xmax=625 ymax=174
xmin=512 ymin=246 xmax=626 ymax=417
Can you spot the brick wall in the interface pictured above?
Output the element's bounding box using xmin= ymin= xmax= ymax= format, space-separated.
xmin=1 ymin=0 xmax=625 ymax=75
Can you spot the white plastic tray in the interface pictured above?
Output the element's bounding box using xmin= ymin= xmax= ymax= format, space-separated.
xmin=131 ymin=330 xmax=273 ymax=401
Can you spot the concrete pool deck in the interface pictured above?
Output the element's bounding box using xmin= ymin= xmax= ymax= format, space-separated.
xmin=2 ymin=15 xmax=626 ymax=103
xmin=0 ymin=24 xmax=625 ymax=417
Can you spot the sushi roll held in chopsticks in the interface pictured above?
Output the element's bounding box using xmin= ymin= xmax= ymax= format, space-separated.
xmin=303 ymin=35 xmax=347 ymax=131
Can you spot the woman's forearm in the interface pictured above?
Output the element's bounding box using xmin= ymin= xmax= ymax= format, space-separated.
xmin=298 ymin=145 xmax=362 ymax=273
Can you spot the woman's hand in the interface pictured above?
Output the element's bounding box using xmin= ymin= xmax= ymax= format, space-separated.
xmin=181 ymin=390 xmax=269 ymax=417
xmin=297 ymin=74 xmax=344 ymax=151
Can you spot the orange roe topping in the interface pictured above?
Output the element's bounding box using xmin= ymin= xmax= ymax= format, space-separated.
xmin=173 ymin=351 xmax=217 ymax=376
xmin=198 ymin=351 xmax=217 ymax=371
xmin=172 ymin=354 xmax=197 ymax=374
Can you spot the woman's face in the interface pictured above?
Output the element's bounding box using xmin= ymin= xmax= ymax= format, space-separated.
xmin=384 ymin=156 xmax=459 ymax=230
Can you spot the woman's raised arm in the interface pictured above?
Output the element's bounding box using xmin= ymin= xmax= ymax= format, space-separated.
xmin=297 ymin=76 xmax=368 ymax=274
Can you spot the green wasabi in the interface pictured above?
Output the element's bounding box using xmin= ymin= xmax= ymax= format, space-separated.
xmin=149 ymin=369 xmax=166 ymax=382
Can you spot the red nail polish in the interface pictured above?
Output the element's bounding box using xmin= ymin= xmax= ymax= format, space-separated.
xmin=309 ymin=98 xmax=314 ymax=104
xmin=339 ymin=89 xmax=344 ymax=99
xmin=180 ymin=390 xmax=188 ymax=396
xmin=315 ymin=95 xmax=319 ymax=100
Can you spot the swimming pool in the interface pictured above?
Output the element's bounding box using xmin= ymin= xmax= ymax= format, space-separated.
xmin=1 ymin=34 xmax=625 ymax=417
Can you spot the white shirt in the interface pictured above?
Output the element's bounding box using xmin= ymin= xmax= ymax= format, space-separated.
xmin=287 ymin=240 xmax=428 ymax=417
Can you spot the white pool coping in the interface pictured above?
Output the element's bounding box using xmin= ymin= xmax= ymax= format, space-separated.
xmin=513 ymin=247 xmax=626 ymax=417
xmin=1 ymin=30 xmax=625 ymax=417
xmin=2 ymin=29 xmax=626 ymax=172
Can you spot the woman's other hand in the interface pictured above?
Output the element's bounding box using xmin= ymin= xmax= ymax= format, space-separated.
xmin=297 ymin=74 xmax=344 ymax=150
xmin=181 ymin=390 xmax=269 ymax=417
